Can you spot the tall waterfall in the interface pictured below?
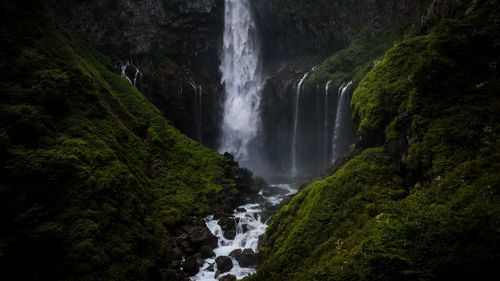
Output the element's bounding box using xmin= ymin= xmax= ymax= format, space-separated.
xmin=219 ymin=0 xmax=262 ymax=161
xmin=291 ymin=71 xmax=311 ymax=176
xmin=332 ymin=81 xmax=352 ymax=162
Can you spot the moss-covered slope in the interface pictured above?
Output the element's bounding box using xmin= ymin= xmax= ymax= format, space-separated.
xmin=249 ymin=1 xmax=500 ymax=280
xmin=0 ymin=1 xmax=247 ymax=280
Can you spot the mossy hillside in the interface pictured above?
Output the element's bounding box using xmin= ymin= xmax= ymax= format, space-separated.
xmin=248 ymin=148 xmax=403 ymax=281
xmin=248 ymin=1 xmax=500 ymax=280
xmin=0 ymin=1 xmax=242 ymax=280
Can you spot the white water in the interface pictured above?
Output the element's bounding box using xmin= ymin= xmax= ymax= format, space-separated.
xmin=219 ymin=0 xmax=262 ymax=161
xmin=331 ymin=81 xmax=352 ymax=162
xmin=324 ymin=80 xmax=332 ymax=166
xmin=291 ymin=66 xmax=316 ymax=176
xmin=120 ymin=60 xmax=142 ymax=86
xmin=191 ymin=184 xmax=297 ymax=281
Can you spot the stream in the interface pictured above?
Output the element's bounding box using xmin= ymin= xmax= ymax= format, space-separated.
xmin=191 ymin=183 xmax=298 ymax=280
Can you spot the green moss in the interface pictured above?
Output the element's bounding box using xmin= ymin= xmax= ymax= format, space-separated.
xmin=0 ymin=1 xmax=243 ymax=280
xmin=249 ymin=1 xmax=500 ymax=280
xmin=306 ymin=26 xmax=416 ymax=89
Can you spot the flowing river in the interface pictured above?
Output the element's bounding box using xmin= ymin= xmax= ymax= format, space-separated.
xmin=191 ymin=184 xmax=298 ymax=280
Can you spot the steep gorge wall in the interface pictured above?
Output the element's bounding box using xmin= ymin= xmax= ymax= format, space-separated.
xmin=49 ymin=0 xmax=225 ymax=148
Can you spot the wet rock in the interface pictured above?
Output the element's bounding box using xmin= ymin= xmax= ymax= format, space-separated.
xmin=215 ymin=256 xmax=233 ymax=273
xmin=262 ymin=185 xmax=289 ymax=197
xmin=246 ymin=193 xmax=265 ymax=203
xmin=242 ymin=223 xmax=249 ymax=233
xmin=235 ymin=248 xmax=257 ymax=268
xmin=218 ymin=216 xmax=235 ymax=231
xmin=200 ymin=245 xmax=215 ymax=258
xmin=220 ymin=274 xmax=237 ymax=281
xmin=206 ymin=262 xmax=215 ymax=272
xmin=188 ymin=225 xmax=218 ymax=248
xmin=183 ymin=256 xmax=199 ymax=276
xmin=248 ymin=176 xmax=267 ymax=193
xmin=257 ymin=234 xmax=266 ymax=250
xmin=236 ymin=207 xmax=246 ymax=212
xmin=229 ymin=249 xmax=242 ymax=258
xmin=223 ymin=229 xmax=236 ymax=240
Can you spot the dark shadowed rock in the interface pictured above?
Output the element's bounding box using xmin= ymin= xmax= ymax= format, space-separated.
xmin=229 ymin=249 xmax=242 ymax=258
xmin=220 ymin=274 xmax=237 ymax=281
xmin=215 ymin=256 xmax=233 ymax=273
xmin=218 ymin=216 xmax=235 ymax=231
xmin=188 ymin=225 xmax=218 ymax=248
xmin=183 ymin=256 xmax=199 ymax=276
xmin=200 ymin=245 xmax=216 ymax=258
xmin=223 ymin=229 xmax=236 ymax=240
xmin=235 ymin=248 xmax=257 ymax=268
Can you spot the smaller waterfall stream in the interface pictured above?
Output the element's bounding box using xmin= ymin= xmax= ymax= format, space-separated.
xmin=324 ymin=80 xmax=332 ymax=166
xmin=191 ymin=184 xmax=297 ymax=281
xmin=189 ymin=81 xmax=204 ymax=144
xmin=332 ymin=81 xmax=352 ymax=162
xmin=291 ymin=66 xmax=317 ymax=176
xmin=120 ymin=60 xmax=142 ymax=86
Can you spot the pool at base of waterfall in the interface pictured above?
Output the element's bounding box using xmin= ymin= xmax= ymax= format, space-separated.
xmin=190 ymin=184 xmax=297 ymax=281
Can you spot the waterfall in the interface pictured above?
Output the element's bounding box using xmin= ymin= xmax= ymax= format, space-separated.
xmin=189 ymin=80 xmax=203 ymax=144
xmin=219 ymin=0 xmax=262 ymax=161
xmin=290 ymin=72 xmax=309 ymax=176
xmin=324 ymin=80 xmax=332 ymax=166
xmin=331 ymin=81 xmax=352 ymax=162
xmin=290 ymin=66 xmax=317 ymax=176
xmin=120 ymin=60 xmax=142 ymax=87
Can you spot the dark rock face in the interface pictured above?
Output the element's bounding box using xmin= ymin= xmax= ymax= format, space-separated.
xmin=48 ymin=0 xmax=225 ymax=149
xmin=258 ymin=71 xmax=357 ymax=177
xmin=253 ymin=0 xmax=425 ymax=72
xmin=215 ymin=256 xmax=233 ymax=273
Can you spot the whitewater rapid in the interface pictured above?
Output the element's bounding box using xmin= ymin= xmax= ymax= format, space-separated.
xmin=190 ymin=184 xmax=297 ymax=281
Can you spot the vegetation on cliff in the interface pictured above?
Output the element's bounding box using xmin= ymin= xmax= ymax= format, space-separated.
xmin=249 ymin=1 xmax=500 ymax=280
xmin=0 ymin=1 xmax=249 ymax=280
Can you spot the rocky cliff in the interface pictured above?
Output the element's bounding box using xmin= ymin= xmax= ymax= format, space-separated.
xmin=48 ymin=0 xmax=225 ymax=148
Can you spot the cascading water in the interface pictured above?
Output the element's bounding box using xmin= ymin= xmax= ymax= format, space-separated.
xmin=189 ymin=80 xmax=204 ymax=144
xmin=219 ymin=0 xmax=262 ymax=161
xmin=331 ymin=81 xmax=352 ymax=162
xmin=191 ymin=184 xmax=298 ymax=281
xmin=120 ymin=60 xmax=142 ymax=86
xmin=291 ymin=66 xmax=316 ymax=176
xmin=324 ymin=80 xmax=332 ymax=166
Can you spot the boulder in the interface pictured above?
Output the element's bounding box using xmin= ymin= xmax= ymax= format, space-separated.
xmin=188 ymin=225 xmax=218 ymax=248
xmin=236 ymin=248 xmax=257 ymax=268
xmin=215 ymin=256 xmax=233 ymax=273
xmin=229 ymin=249 xmax=242 ymax=258
xmin=220 ymin=274 xmax=237 ymax=281
xmin=200 ymin=245 xmax=215 ymax=258
xmin=218 ymin=216 xmax=235 ymax=231
xmin=182 ymin=256 xmax=199 ymax=276
xmin=223 ymin=229 xmax=236 ymax=240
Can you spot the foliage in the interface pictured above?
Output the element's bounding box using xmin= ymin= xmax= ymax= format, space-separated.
xmin=248 ymin=1 xmax=500 ymax=280
xmin=0 ymin=1 xmax=243 ymax=280
xmin=306 ymin=26 xmax=417 ymax=88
